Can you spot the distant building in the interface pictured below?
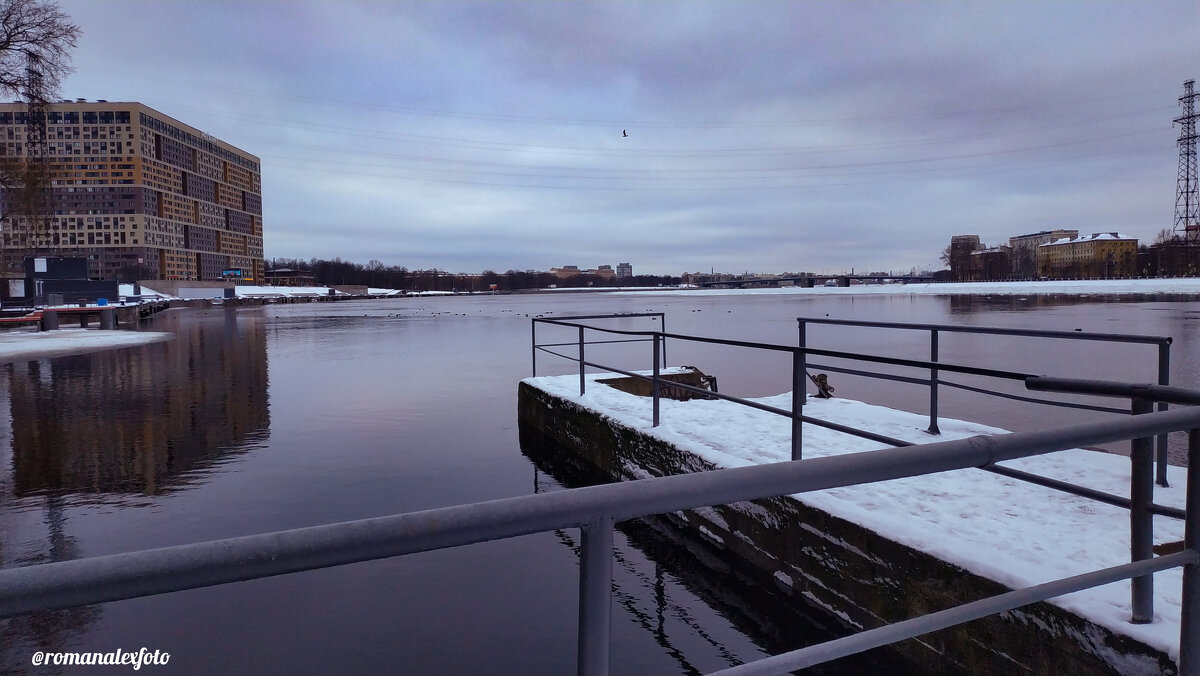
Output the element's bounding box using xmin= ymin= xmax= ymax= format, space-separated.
xmin=0 ymin=100 xmax=263 ymax=282
xmin=946 ymin=235 xmax=984 ymax=281
xmin=549 ymin=265 xmax=581 ymax=279
xmin=1037 ymin=233 xmax=1138 ymax=279
xmin=966 ymin=246 xmax=1012 ymax=281
xmin=550 ymin=264 xmax=615 ymax=279
xmin=1009 ymin=230 xmax=1078 ymax=279
xmin=1139 ymin=241 xmax=1200 ymax=277
xmin=616 ymin=262 xmax=632 ymax=279
xmin=682 ymin=271 xmax=736 ymax=285
xmin=263 ymin=268 xmax=316 ymax=287
xmin=950 ymin=234 xmax=982 ymax=250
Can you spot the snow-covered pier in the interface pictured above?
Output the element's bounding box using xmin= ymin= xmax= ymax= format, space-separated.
xmin=518 ymin=370 xmax=1191 ymax=675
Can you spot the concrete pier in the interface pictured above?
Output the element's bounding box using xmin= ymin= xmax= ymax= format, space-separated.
xmin=517 ymin=378 xmax=1180 ymax=676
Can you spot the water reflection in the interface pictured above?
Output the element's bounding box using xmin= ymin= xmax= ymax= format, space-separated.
xmin=520 ymin=421 xmax=928 ymax=676
xmin=0 ymin=310 xmax=269 ymax=675
xmin=8 ymin=309 xmax=269 ymax=497
xmin=2 ymin=293 xmax=1199 ymax=674
xmin=948 ymin=292 xmax=1200 ymax=313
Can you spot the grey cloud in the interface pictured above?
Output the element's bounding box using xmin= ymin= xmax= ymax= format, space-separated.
xmin=52 ymin=0 xmax=1200 ymax=275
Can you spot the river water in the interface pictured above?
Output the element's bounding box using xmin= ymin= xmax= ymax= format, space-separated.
xmin=2 ymin=290 xmax=1198 ymax=675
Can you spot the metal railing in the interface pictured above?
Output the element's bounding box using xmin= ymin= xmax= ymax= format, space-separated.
xmin=1 ymin=403 xmax=1198 ymax=675
xmin=797 ymin=317 xmax=1174 ymax=487
xmin=531 ymin=312 xmax=666 ymax=382
xmin=531 ymin=315 xmax=1168 ymax=461
xmin=533 ymin=316 xmax=1175 ymax=484
xmin=530 ymin=315 xmax=1196 ymax=643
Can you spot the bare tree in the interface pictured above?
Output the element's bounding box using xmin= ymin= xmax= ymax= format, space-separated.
xmin=0 ymin=0 xmax=79 ymax=99
xmin=940 ymin=240 xmax=977 ymax=282
xmin=0 ymin=0 xmax=78 ymax=269
xmin=1154 ymin=228 xmax=1180 ymax=246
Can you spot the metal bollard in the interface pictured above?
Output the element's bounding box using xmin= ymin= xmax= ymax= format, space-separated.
xmin=39 ymin=310 xmax=59 ymax=331
xmin=99 ymin=308 xmax=116 ymax=330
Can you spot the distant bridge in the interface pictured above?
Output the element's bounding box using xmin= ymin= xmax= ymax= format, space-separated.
xmin=696 ymin=275 xmax=936 ymax=288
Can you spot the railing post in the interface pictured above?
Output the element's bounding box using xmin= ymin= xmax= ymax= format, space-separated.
xmin=652 ymin=333 xmax=661 ymax=427
xmin=579 ymin=326 xmax=586 ymax=396
xmin=532 ymin=320 xmax=538 ymax=377
xmin=792 ymin=349 xmax=804 ymax=461
xmin=794 ymin=321 xmax=807 ymax=461
xmin=1179 ymin=428 xmax=1200 ymax=676
xmin=578 ymin=516 xmax=614 ymax=676
xmin=1130 ymin=396 xmax=1154 ymax=624
xmin=1157 ymin=341 xmax=1171 ymax=487
xmin=659 ymin=314 xmax=667 ymax=367
xmin=927 ymin=329 xmax=941 ymax=435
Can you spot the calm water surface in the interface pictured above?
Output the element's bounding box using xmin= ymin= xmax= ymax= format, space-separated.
xmin=2 ymin=291 xmax=1198 ymax=675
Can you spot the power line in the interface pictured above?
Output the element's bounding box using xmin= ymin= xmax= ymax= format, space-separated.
xmin=68 ymin=70 xmax=1183 ymax=130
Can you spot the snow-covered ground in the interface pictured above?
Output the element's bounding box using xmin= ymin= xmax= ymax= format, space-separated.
xmin=525 ymin=370 xmax=1189 ymax=661
xmin=123 ymin=283 xmax=409 ymax=300
xmin=103 ymin=277 xmax=1200 ymax=301
xmin=0 ymin=328 xmax=172 ymax=364
xmin=619 ymin=277 xmax=1200 ymax=297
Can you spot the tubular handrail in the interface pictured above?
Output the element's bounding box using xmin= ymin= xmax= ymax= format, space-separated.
xmin=532 ymin=315 xmax=1182 ymax=483
xmin=587 ymin=360 xmax=1187 ymax=522
xmin=797 ymin=315 xmax=1175 ymax=487
xmin=2 ymin=407 xmax=1199 ymax=676
xmin=792 ymin=316 xmax=1172 ymax=346
xmin=542 ymin=313 xmax=666 ymax=322
xmin=806 ymin=360 xmax=1131 ymax=415
xmin=1025 ymin=376 xmax=1200 ymax=406
xmin=532 ymin=313 xmax=665 ymax=378
xmin=534 ymin=320 xmax=1035 ymax=382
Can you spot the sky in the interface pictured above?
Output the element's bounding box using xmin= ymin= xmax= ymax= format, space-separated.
xmin=51 ymin=0 xmax=1200 ymax=276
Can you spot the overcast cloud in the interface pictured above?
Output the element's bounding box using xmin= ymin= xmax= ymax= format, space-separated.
xmin=53 ymin=1 xmax=1200 ymax=275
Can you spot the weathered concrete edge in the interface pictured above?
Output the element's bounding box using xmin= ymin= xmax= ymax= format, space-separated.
xmin=517 ymin=380 xmax=1177 ymax=676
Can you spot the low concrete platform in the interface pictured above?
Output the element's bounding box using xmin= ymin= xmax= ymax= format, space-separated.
xmin=518 ymin=373 xmax=1184 ymax=676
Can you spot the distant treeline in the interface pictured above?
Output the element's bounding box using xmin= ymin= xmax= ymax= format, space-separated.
xmin=268 ymin=258 xmax=681 ymax=292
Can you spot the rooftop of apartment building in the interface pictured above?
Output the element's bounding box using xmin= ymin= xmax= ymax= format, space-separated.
xmin=0 ymin=98 xmax=261 ymax=168
xmin=1042 ymin=232 xmax=1137 ymax=246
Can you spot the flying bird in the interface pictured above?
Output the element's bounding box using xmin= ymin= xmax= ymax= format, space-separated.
xmin=622 ymin=129 xmax=628 ymax=138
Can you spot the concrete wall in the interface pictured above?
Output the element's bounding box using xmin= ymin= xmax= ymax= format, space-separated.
xmin=138 ymin=280 xmax=232 ymax=298
xmin=517 ymin=382 xmax=1177 ymax=676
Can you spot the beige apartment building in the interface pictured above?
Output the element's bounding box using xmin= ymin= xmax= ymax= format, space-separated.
xmin=1009 ymin=229 xmax=1077 ymax=278
xmin=1037 ymin=233 xmax=1138 ymax=279
xmin=550 ymin=265 xmax=617 ymax=280
xmin=0 ymin=100 xmax=263 ymax=281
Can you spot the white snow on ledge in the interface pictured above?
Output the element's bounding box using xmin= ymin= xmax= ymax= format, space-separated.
xmin=0 ymin=329 xmax=172 ymax=364
xmin=524 ymin=371 xmax=1188 ymax=662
